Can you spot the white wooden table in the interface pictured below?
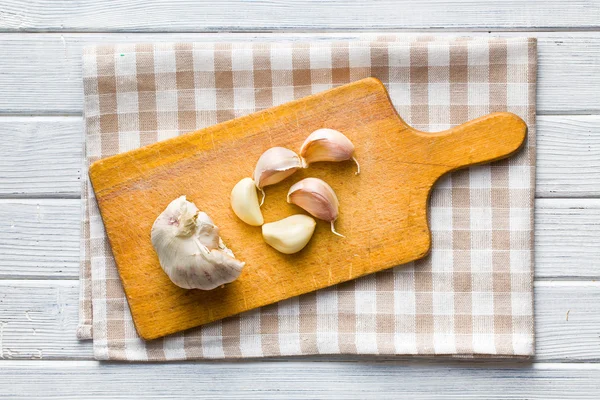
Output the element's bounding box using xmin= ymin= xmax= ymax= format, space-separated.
xmin=1 ymin=1 xmax=600 ymax=398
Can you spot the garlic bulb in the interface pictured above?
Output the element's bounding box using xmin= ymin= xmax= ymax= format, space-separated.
xmin=151 ymin=196 xmax=245 ymax=290
xmin=262 ymin=214 xmax=316 ymax=254
xmin=253 ymin=147 xmax=303 ymax=205
xmin=287 ymin=177 xmax=344 ymax=237
xmin=300 ymin=128 xmax=360 ymax=174
xmin=230 ymin=177 xmax=264 ymax=226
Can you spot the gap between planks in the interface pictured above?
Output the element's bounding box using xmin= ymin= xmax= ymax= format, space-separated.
xmin=1 ymin=362 xmax=599 ymax=399
xmin=2 ymin=360 xmax=600 ymax=368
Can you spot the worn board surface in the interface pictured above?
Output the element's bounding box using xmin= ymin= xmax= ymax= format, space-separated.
xmin=88 ymin=78 xmax=526 ymax=339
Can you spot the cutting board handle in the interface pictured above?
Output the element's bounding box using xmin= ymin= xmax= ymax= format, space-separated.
xmin=399 ymin=111 xmax=527 ymax=175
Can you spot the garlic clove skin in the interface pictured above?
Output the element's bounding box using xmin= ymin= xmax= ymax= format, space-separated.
xmin=287 ymin=177 xmax=344 ymax=237
xmin=253 ymin=147 xmax=303 ymax=204
xmin=151 ymin=196 xmax=245 ymax=290
xmin=165 ymin=246 xmax=244 ymax=290
xmin=262 ymin=214 xmax=317 ymax=254
xmin=287 ymin=178 xmax=339 ymax=221
xmin=230 ymin=177 xmax=264 ymax=226
xmin=300 ymin=128 xmax=360 ymax=174
xmin=194 ymin=211 xmax=221 ymax=249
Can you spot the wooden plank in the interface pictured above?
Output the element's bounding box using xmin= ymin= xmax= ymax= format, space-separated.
xmin=536 ymin=37 xmax=600 ymax=114
xmin=0 ymin=199 xmax=80 ymax=279
xmin=1 ymin=361 xmax=600 ymax=399
xmin=0 ymin=0 xmax=599 ymax=32
xmin=535 ymin=199 xmax=600 ymax=279
xmin=0 ymin=281 xmax=92 ymax=360
xmin=0 ymin=280 xmax=599 ymax=362
xmin=1 ymin=199 xmax=599 ymax=280
xmin=0 ymin=33 xmax=598 ymax=114
xmin=1 ymin=115 xmax=598 ymax=198
xmin=0 ymin=117 xmax=82 ymax=198
xmin=536 ymin=282 xmax=600 ymax=362
xmin=537 ymin=116 xmax=600 ymax=197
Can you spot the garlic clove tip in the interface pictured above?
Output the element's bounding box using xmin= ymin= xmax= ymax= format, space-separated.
xmin=330 ymin=220 xmax=345 ymax=238
xmin=352 ymin=156 xmax=360 ymax=175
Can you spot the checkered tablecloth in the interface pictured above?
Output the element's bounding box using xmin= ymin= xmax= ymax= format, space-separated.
xmin=78 ymin=36 xmax=536 ymax=360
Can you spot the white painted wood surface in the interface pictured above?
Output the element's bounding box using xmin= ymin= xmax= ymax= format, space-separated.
xmin=1 ymin=280 xmax=599 ymax=362
xmin=2 ymin=361 xmax=600 ymax=400
xmin=1 ymin=0 xmax=599 ymax=31
xmin=1 ymin=32 xmax=599 ymax=114
xmin=0 ymin=117 xmax=82 ymax=197
xmin=0 ymin=199 xmax=80 ymax=278
xmin=1 ymin=0 xmax=600 ymax=397
xmin=537 ymin=116 xmax=600 ymax=197
xmin=2 ymin=361 xmax=600 ymax=399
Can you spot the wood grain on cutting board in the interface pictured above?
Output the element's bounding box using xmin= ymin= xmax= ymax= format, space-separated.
xmin=89 ymin=78 xmax=527 ymax=340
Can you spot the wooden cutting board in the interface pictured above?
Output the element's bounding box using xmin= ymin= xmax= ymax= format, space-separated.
xmin=89 ymin=77 xmax=527 ymax=340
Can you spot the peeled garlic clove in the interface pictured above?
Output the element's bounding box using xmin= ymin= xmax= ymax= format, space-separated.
xmin=262 ymin=214 xmax=317 ymax=254
xmin=287 ymin=177 xmax=344 ymax=237
xmin=300 ymin=128 xmax=360 ymax=174
xmin=151 ymin=196 xmax=245 ymax=290
xmin=253 ymin=147 xmax=302 ymax=204
xmin=230 ymin=177 xmax=264 ymax=226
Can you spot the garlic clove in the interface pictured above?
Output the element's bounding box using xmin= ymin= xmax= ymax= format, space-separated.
xmin=300 ymin=128 xmax=360 ymax=174
xmin=230 ymin=177 xmax=264 ymax=226
xmin=287 ymin=177 xmax=344 ymax=237
xmin=151 ymin=196 xmax=245 ymax=290
xmin=253 ymin=147 xmax=303 ymax=204
xmin=262 ymin=214 xmax=317 ymax=254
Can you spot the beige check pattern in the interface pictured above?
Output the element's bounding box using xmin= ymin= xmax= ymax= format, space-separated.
xmin=78 ymin=37 xmax=537 ymax=360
